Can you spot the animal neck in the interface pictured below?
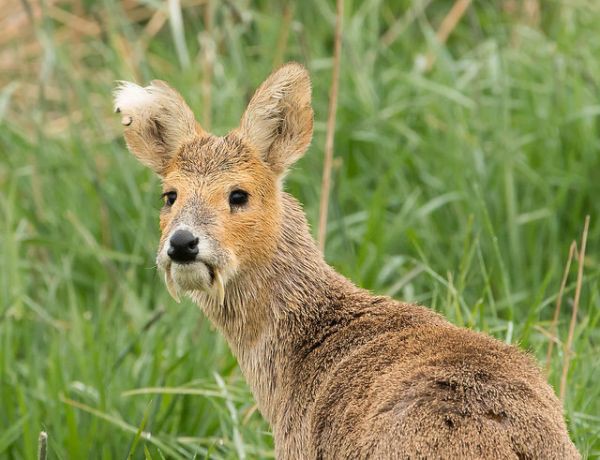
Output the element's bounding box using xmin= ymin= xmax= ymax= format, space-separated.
xmin=192 ymin=192 xmax=356 ymax=422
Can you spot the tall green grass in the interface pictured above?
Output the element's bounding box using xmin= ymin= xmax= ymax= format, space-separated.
xmin=1 ymin=1 xmax=598 ymax=458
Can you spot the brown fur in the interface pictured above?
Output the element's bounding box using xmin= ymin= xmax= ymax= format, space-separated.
xmin=115 ymin=63 xmax=580 ymax=459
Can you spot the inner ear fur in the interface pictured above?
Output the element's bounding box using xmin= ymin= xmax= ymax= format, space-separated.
xmin=240 ymin=62 xmax=314 ymax=175
xmin=114 ymin=80 xmax=202 ymax=175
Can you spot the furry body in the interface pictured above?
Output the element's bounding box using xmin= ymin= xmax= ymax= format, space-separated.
xmin=115 ymin=63 xmax=580 ymax=459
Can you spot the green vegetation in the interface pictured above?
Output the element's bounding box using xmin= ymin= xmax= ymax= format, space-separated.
xmin=1 ymin=1 xmax=598 ymax=458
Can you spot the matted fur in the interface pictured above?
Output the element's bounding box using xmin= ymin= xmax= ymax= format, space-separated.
xmin=116 ymin=63 xmax=580 ymax=459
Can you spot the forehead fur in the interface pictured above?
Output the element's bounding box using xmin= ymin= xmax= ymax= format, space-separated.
xmin=165 ymin=133 xmax=261 ymax=178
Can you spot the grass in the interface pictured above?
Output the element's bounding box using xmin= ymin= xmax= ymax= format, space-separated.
xmin=1 ymin=0 xmax=599 ymax=458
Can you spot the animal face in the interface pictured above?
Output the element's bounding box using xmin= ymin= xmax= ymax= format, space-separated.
xmin=114 ymin=63 xmax=313 ymax=305
xmin=156 ymin=135 xmax=280 ymax=303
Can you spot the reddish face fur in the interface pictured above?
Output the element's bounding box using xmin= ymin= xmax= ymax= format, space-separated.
xmin=158 ymin=135 xmax=280 ymax=274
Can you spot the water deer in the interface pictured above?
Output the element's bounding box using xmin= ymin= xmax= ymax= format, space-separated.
xmin=114 ymin=63 xmax=579 ymax=459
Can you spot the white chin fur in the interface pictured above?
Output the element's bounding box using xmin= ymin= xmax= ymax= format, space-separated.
xmin=170 ymin=262 xmax=213 ymax=293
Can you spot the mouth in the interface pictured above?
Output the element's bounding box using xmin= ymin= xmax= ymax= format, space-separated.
xmin=162 ymin=260 xmax=225 ymax=306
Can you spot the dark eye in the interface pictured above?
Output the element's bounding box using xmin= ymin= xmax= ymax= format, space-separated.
xmin=229 ymin=189 xmax=249 ymax=208
xmin=162 ymin=191 xmax=177 ymax=206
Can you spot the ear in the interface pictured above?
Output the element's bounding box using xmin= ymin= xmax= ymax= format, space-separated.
xmin=239 ymin=62 xmax=313 ymax=175
xmin=113 ymin=80 xmax=202 ymax=175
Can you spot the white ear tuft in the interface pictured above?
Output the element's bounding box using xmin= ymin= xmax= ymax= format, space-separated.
xmin=113 ymin=80 xmax=202 ymax=175
xmin=113 ymin=81 xmax=157 ymax=114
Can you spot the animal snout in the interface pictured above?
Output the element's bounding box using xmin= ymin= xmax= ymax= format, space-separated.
xmin=168 ymin=229 xmax=199 ymax=263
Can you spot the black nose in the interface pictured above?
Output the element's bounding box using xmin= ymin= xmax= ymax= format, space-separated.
xmin=168 ymin=230 xmax=199 ymax=263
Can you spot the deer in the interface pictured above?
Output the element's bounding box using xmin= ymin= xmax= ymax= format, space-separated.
xmin=114 ymin=63 xmax=580 ymax=459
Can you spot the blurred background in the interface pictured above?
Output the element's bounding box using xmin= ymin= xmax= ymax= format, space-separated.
xmin=1 ymin=0 xmax=599 ymax=458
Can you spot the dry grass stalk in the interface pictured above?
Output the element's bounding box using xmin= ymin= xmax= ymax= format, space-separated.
xmin=201 ymin=0 xmax=214 ymax=130
xmin=141 ymin=9 xmax=169 ymax=50
xmin=523 ymin=0 xmax=540 ymax=26
xmin=317 ymin=0 xmax=344 ymax=251
xmin=559 ymin=215 xmax=590 ymax=402
xmin=380 ymin=0 xmax=433 ymax=47
xmin=436 ymin=0 xmax=472 ymax=43
xmin=545 ymin=241 xmax=576 ymax=375
xmin=45 ymin=5 xmax=101 ymax=36
xmin=424 ymin=0 xmax=471 ymax=71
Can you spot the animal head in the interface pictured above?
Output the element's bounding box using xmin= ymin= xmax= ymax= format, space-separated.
xmin=114 ymin=63 xmax=313 ymax=306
